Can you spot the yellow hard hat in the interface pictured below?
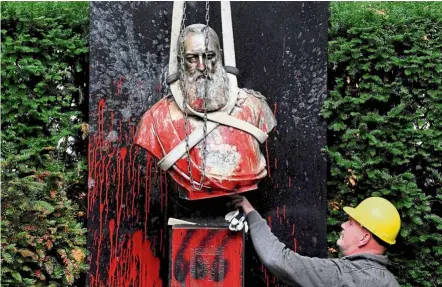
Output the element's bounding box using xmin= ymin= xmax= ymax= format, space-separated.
xmin=343 ymin=197 xmax=401 ymax=245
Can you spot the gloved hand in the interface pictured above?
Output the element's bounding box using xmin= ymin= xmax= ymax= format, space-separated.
xmin=225 ymin=209 xmax=248 ymax=233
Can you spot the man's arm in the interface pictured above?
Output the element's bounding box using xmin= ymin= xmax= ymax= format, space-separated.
xmin=230 ymin=195 xmax=341 ymax=287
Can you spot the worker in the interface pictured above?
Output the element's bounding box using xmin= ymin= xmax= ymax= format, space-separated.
xmin=229 ymin=195 xmax=401 ymax=287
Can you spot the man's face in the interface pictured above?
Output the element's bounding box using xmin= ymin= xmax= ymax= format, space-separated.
xmin=183 ymin=31 xmax=219 ymax=80
xmin=181 ymin=30 xmax=228 ymax=112
xmin=337 ymin=217 xmax=367 ymax=256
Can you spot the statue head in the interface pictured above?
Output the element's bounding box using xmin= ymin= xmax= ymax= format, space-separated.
xmin=178 ymin=24 xmax=229 ymax=112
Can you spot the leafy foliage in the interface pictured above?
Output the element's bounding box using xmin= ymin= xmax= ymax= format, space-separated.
xmin=1 ymin=2 xmax=89 ymax=286
xmin=325 ymin=2 xmax=442 ymax=286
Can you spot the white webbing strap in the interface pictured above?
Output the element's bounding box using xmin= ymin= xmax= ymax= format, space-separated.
xmin=158 ymin=121 xmax=218 ymax=171
xmin=158 ymin=112 xmax=268 ymax=171
xmin=169 ymin=2 xmax=184 ymax=76
xmin=221 ymin=1 xmax=238 ymax=90
xmin=159 ymin=1 xmax=267 ymax=171
xmin=188 ymin=108 xmax=268 ymax=143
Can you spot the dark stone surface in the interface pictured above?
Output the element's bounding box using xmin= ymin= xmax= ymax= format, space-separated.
xmin=88 ymin=2 xmax=328 ymax=286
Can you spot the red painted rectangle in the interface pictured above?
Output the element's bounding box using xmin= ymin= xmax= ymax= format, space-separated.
xmin=170 ymin=226 xmax=244 ymax=287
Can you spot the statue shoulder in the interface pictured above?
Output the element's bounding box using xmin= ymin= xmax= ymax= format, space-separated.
xmin=240 ymin=88 xmax=267 ymax=101
xmin=239 ymin=88 xmax=277 ymax=132
xmin=139 ymin=95 xmax=172 ymax=120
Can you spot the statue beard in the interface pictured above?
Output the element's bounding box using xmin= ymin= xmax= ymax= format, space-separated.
xmin=182 ymin=63 xmax=229 ymax=112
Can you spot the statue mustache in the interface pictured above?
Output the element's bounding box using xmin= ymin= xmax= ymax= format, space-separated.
xmin=186 ymin=71 xmax=213 ymax=82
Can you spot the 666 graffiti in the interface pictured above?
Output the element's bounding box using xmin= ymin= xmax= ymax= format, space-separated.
xmin=170 ymin=227 xmax=244 ymax=287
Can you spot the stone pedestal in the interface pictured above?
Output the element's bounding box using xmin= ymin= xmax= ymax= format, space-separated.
xmin=170 ymin=224 xmax=244 ymax=286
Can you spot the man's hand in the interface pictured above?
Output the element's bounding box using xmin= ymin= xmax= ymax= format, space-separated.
xmin=229 ymin=194 xmax=255 ymax=215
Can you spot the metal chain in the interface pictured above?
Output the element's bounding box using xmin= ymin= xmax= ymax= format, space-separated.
xmin=205 ymin=1 xmax=210 ymax=26
xmin=199 ymin=1 xmax=210 ymax=189
xmin=179 ymin=1 xmax=211 ymax=191
xmin=179 ymin=1 xmax=196 ymax=189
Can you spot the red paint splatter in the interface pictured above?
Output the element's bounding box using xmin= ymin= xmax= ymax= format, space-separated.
xmin=89 ymin=98 xmax=164 ymax=286
xmin=191 ymin=98 xmax=204 ymax=110
xmin=120 ymin=147 xmax=127 ymax=160
xmin=144 ymin=154 xmax=153 ymax=235
xmin=109 ymin=219 xmax=115 ymax=259
xmin=114 ymin=76 xmax=125 ymax=97
xmin=107 ymin=230 xmax=162 ymax=287
xmin=265 ymin=140 xmax=271 ymax=178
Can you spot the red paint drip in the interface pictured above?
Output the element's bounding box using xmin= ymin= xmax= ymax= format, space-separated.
xmin=107 ymin=230 xmax=162 ymax=287
xmin=109 ymin=219 xmax=115 ymax=259
xmin=114 ymin=76 xmax=125 ymax=97
xmin=273 ymin=102 xmax=277 ymax=116
xmin=144 ymin=154 xmax=153 ymax=235
xmin=265 ymin=140 xmax=271 ymax=178
xmin=89 ymin=96 xmax=166 ymax=286
xmin=119 ymin=119 xmax=122 ymax=141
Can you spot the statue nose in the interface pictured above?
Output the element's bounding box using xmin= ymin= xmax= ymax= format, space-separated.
xmin=197 ymin=55 xmax=205 ymax=72
xmin=197 ymin=63 xmax=205 ymax=72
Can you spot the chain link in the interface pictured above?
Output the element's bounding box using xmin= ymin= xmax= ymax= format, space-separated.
xmin=205 ymin=1 xmax=210 ymax=26
xmin=194 ymin=1 xmax=210 ymax=191
xmin=198 ymin=1 xmax=211 ymax=190
xmin=179 ymin=1 xmax=210 ymax=191
xmin=179 ymin=1 xmax=195 ymax=189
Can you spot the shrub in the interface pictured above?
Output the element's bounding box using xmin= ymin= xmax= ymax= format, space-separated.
xmin=325 ymin=2 xmax=442 ymax=286
xmin=1 ymin=2 xmax=89 ymax=286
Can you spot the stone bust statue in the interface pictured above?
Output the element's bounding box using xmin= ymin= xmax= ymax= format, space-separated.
xmin=135 ymin=24 xmax=276 ymax=200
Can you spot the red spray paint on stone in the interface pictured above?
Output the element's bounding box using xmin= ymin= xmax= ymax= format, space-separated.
xmin=89 ymin=93 xmax=164 ymax=286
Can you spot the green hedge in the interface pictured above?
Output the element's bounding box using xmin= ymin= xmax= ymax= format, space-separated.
xmin=1 ymin=2 xmax=89 ymax=286
xmin=325 ymin=2 xmax=442 ymax=286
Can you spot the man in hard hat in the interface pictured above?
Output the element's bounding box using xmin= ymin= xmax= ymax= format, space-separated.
xmin=229 ymin=195 xmax=401 ymax=287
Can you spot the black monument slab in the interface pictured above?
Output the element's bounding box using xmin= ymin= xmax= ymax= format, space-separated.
xmin=88 ymin=2 xmax=328 ymax=286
